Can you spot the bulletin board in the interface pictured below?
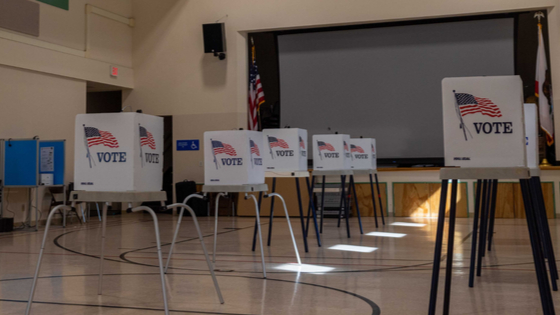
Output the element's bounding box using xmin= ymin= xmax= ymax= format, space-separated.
xmin=3 ymin=139 xmax=39 ymax=187
xmin=39 ymin=140 xmax=65 ymax=186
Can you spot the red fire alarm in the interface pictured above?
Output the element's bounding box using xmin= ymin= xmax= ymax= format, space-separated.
xmin=110 ymin=66 xmax=118 ymax=77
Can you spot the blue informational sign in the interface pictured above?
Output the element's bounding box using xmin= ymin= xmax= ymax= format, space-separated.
xmin=177 ymin=139 xmax=200 ymax=151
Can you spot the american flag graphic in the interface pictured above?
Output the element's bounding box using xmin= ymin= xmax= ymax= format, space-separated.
xmin=454 ymin=93 xmax=502 ymax=117
xmin=372 ymin=144 xmax=375 ymax=153
xmin=343 ymin=141 xmax=349 ymax=152
xmin=84 ymin=127 xmax=119 ymax=148
xmin=350 ymin=144 xmax=364 ymax=153
xmin=139 ymin=126 xmax=156 ymax=150
xmin=299 ymin=136 xmax=305 ymax=149
xmin=317 ymin=141 xmax=335 ymax=152
xmin=212 ymin=140 xmax=237 ymax=156
xmin=250 ymin=140 xmax=260 ymax=156
xmin=268 ymin=136 xmax=289 ymax=149
xmin=248 ymin=44 xmax=265 ymax=130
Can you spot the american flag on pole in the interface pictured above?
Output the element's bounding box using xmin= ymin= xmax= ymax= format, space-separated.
xmin=317 ymin=141 xmax=335 ymax=152
xmin=350 ymin=144 xmax=364 ymax=153
xmin=268 ymin=136 xmax=289 ymax=149
xmin=84 ymin=127 xmax=119 ymax=148
xmin=454 ymin=93 xmax=502 ymax=118
xmin=212 ymin=140 xmax=237 ymax=156
xmin=250 ymin=140 xmax=260 ymax=156
xmin=248 ymin=40 xmax=265 ymax=131
xmin=536 ymin=20 xmax=554 ymax=145
xmin=139 ymin=126 xmax=156 ymax=150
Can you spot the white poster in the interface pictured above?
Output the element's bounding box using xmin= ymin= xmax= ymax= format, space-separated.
xmin=442 ymin=76 xmax=526 ymax=168
xmin=40 ymin=146 xmax=54 ymax=172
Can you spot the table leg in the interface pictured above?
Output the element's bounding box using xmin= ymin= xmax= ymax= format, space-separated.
xmin=320 ymin=176 xmax=326 ymax=234
xmin=213 ymin=193 xmax=226 ymax=263
xmin=369 ymin=173 xmax=379 ymax=228
xmin=350 ymin=175 xmax=363 ymax=234
xmin=267 ymin=177 xmax=277 ymax=246
xmin=247 ymin=193 xmax=267 ymax=278
xmin=375 ymin=173 xmax=385 ymax=225
xmin=428 ymin=179 xmax=449 ymax=315
xmin=469 ymin=179 xmax=482 ymax=288
xmin=442 ymin=180 xmax=458 ymax=315
xmin=294 ymin=178 xmax=309 ymax=253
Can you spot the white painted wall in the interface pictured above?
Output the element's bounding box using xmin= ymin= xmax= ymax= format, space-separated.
xmin=127 ymin=0 xmax=560 ymax=186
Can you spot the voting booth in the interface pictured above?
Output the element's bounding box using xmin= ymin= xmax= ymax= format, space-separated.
xmin=262 ymin=128 xmax=307 ymax=172
xmin=74 ymin=113 xmax=163 ymax=192
xmin=349 ymin=138 xmax=376 ymax=170
xmin=312 ymin=134 xmax=351 ymax=170
xmin=204 ymin=130 xmax=265 ymax=185
xmin=442 ymin=76 xmax=526 ymax=168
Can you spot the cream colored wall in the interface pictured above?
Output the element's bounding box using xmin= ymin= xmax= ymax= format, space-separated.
xmin=127 ymin=0 xmax=560 ymax=186
xmin=0 ymin=65 xmax=86 ymax=224
xmin=0 ymin=0 xmax=133 ymax=224
xmin=0 ymin=0 xmax=133 ymax=87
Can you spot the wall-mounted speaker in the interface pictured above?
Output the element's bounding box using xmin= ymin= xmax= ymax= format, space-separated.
xmin=203 ymin=23 xmax=226 ymax=60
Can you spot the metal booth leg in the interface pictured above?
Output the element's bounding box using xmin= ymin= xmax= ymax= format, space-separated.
xmin=427 ymin=179 xmax=449 ymax=315
xmin=305 ymin=176 xmax=321 ymax=246
xmin=130 ymin=206 xmax=170 ymax=315
xmin=520 ymin=179 xmax=555 ymax=314
xmin=26 ymin=205 xmax=71 ymax=315
xmin=487 ymin=179 xmax=498 ymax=252
xmin=265 ymin=193 xmax=301 ymax=264
xmin=534 ymin=176 xmax=559 ymax=282
xmin=369 ymin=173 xmax=379 ymax=228
xmin=213 ymin=193 xmax=226 ymax=263
xmin=165 ymin=193 xmax=204 ymax=273
xmin=246 ymin=193 xmax=267 ymax=278
xmin=476 ymin=180 xmax=490 ymax=277
xmin=98 ymin=202 xmax=109 ymax=295
xmin=320 ymin=176 xmax=326 ymax=234
xmin=442 ymin=180 xmax=459 ymax=314
xmin=350 ymin=175 xmax=364 ymax=234
xmin=166 ymin=202 xmax=224 ymax=304
xmin=267 ymin=177 xmax=277 ymax=246
xmin=374 ymin=173 xmax=385 ymax=225
xmin=468 ymin=179 xmax=482 ymax=288
xmin=529 ymin=177 xmax=558 ymax=291
xmin=294 ymin=177 xmax=309 ymax=253
xmin=251 ymin=191 xmax=264 ymax=252
xmin=337 ymin=175 xmax=345 ymax=228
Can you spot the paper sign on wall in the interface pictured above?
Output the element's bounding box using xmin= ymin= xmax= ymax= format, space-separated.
xmin=442 ymin=76 xmax=526 ymax=168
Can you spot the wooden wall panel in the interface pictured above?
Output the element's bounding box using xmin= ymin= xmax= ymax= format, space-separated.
xmin=513 ymin=182 xmax=554 ymax=219
xmin=352 ymin=183 xmax=388 ymax=217
xmin=393 ymin=183 xmax=467 ymax=218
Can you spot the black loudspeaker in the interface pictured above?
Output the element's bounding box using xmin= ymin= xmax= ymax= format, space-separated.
xmin=203 ymin=23 xmax=226 ymax=60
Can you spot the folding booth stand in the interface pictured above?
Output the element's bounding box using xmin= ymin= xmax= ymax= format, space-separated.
xmin=251 ymin=171 xmax=320 ymax=253
xmin=351 ymin=169 xmax=385 ymax=228
xmin=428 ymin=167 xmax=556 ymax=315
xmin=26 ymin=191 xmax=178 ymax=315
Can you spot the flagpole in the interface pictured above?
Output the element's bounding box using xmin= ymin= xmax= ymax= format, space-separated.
xmin=267 ymin=135 xmax=274 ymax=159
xmin=83 ymin=125 xmax=92 ymax=168
xmin=317 ymin=141 xmax=323 ymax=160
xmin=210 ymin=138 xmax=219 ymax=170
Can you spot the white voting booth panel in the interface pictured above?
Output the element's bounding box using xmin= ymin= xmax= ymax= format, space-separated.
xmin=442 ymin=76 xmax=526 ymax=168
xmin=74 ymin=113 xmax=163 ymax=191
xmin=262 ymin=128 xmax=307 ymax=172
xmin=312 ymin=134 xmax=351 ymax=170
xmin=204 ymin=130 xmax=265 ymax=185
xmin=524 ymin=103 xmax=538 ymax=170
xmin=349 ymin=138 xmax=377 ymax=170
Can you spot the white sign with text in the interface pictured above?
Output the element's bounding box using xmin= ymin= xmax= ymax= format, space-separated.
xmin=350 ymin=138 xmax=377 ymax=170
xmin=262 ymin=128 xmax=307 ymax=172
xmin=74 ymin=113 xmax=163 ymax=191
xmin=442 ymin=76 xmax=526 ymax=168
xmin=313 ymin=134 xmax=351 ymax=170
xmin=204 ymin=130 xmax=265 ymax=185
